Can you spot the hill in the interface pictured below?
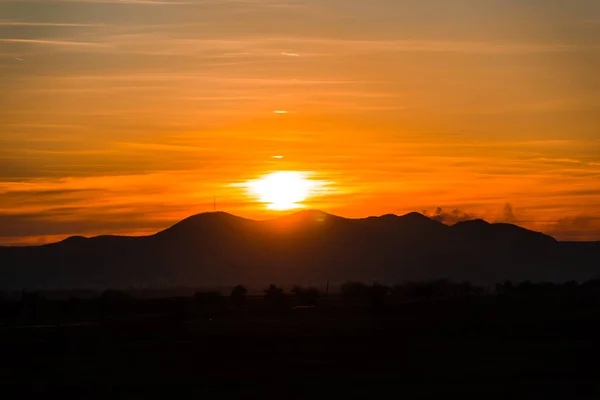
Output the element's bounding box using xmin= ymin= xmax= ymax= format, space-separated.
xmin=0 ymin=211 xmax=598 ymax=290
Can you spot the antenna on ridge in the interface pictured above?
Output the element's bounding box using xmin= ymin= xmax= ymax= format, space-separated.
xmin=213 ymin=196 xmax=217 ymax=212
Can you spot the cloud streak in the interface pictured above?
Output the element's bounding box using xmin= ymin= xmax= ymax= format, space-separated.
xmin=0 ymin=21 xmax=103 ymax=27
xmin=0 ymin=38 xmax=104 ymax=46
xmin=0 ymin=0 xmax=194 ymax=4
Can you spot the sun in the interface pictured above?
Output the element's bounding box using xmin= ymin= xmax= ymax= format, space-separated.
xmin=243 ymin=171 xmax=321 ymax=210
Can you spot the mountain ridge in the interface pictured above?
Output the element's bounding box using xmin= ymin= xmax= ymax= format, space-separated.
xmin=0 ymin=210 xmax=597 ymax=290
xmin=6 ymin=210 xmax=564 ymax=246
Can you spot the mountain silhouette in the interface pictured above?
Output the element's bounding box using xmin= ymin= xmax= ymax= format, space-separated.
xmin=0 ymin=211 xmax=598 ymax=290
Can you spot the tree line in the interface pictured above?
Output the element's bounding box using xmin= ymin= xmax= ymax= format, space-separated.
xmin=2 ymin=279 xmax=600 ymax=325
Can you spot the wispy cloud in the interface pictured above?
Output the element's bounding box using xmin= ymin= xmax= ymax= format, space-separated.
xmin=0 ymin=0 xmax=194 ymax=4
xmin=0 ymin=38 xmax=104 ymax=46
xmin=537 ymin=158 xmax=582 ymax=164
xmin=0 ymin=21 xmax=103 ymax=27
xmin=77 ymin=35 xmax=600 ymax=56
xmin=0 ymin=0 xmax=301 ymax=5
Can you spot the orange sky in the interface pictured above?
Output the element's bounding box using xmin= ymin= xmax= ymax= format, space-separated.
xmin=1 ymin=0 xmax=599 ymax=244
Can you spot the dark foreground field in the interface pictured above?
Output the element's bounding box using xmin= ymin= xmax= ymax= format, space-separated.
xmin=2 ymin=295 xmax=600 ymax=399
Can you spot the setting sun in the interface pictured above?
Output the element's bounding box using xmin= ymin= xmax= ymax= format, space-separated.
xmin=242 ymin=171 xmax=322 ymax=210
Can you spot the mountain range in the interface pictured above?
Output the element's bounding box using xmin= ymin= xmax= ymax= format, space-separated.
xmin=1 ymin=210 xmax=598 ymax=290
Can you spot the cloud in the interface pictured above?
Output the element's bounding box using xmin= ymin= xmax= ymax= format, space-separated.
xmin=537 ymin=158 xmax=582 ymax=164
xmin=426 ymin=207 xmax=478 ymax=225
xmin=501 ymin=203 xmax=518 ymax=223
xmin=7 ymin=31 xmax=592 ymax=59
xmin=0 ymin=210 xmax=173 ymax=239
xmin=0 ymin=38 xmax=104 ymax=46
xmin=0 ymin=0 xmax=193 ymax=4
xmin=0 ymin=0 xmax=301 ymax=5
xmin=422 ymin=204 xmax=600 ymax=241
xmin=0 ymin=21 xmax=102 ymax=27
xmin=549 ymin=216 xmax=600 ymax=241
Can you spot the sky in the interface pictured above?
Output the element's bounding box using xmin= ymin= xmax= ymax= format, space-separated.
xmin=1 ymin=0 xmax=599 ymax=244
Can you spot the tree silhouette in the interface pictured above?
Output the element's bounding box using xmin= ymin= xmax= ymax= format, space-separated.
xmin=457 ymin=281 xmax=477 ymax=298
xmin=0 ymin=291 xmax=7 ymax=321
xmin=230 ymin=285 xmax=248 ymax=311
xmin=402 ymin=282 xmax=433 ymax=302
xmin=291 ymin=286 xmax=320 ymax=306
xmin=367 ymin=283 xmax=390 ymax=308
xmin=20 ymin=291 xmax=47 ymax=323
xmin=264 ymin=284 xmax=287 ymax=307
xmin=194 ymin=292 xmax=222 ymax=315
xmin=341 ymin=281 xmax=368 ymax=304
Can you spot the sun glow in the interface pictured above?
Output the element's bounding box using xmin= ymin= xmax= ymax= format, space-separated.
xmin=242 ymin=171 xmax=324 ymax=210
